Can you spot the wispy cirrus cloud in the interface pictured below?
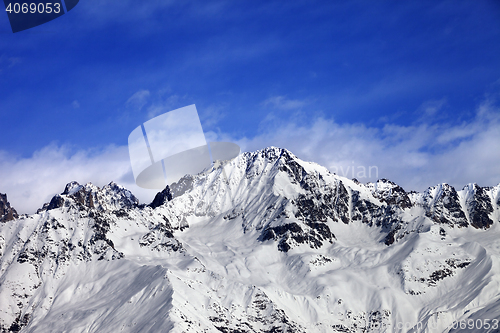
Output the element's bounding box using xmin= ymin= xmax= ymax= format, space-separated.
xmin=146 ymin=95 xmax=187 ymax=119
xmin=124 ymin=89 xmax=193 ymax=120
xmin=0 ymin=55 xmax=22 ymax=73
xmin=262 ymin=96 xmax=307 ymax=110
xmin=126 ymin=89 xmax=151 ymax=110
xmin=418 ymin=98 xmax=447 ymax=117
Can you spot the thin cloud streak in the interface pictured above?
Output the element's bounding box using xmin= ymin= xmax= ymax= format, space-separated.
xmin=262 ymin=96 xmax=307 ymax=110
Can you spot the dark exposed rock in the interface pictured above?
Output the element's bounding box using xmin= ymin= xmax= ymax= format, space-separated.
xmin=423 ymin=184 xmax=468 ymax=227
xmin=278 ymin=152 xmax=307 ymax=185
xmin=261 ymin=223 xmax=305 ymax=252
xmin=351 ymin=190 xmax=382 ymax=225
xmin=6 ymin=313 xmax=29 ymax=332
xmin=43 ymin=182 xmax=94 ymax=212
xmin=0 ymin=193 xmax=18 ymax=222
xmin=446 ymin=258 xmax=471 ymax=269
xmin=149 ymin=186 xmax=173 ymax=209
xmin=294 ymin=180 xmax=350 ymax=224
xmin=102 ymin=182 xmax=139 ymax=209
xmin=466 ymin=184 xmax=494 ymax=229
xmin=113 ymin=209 xmax=129 ymax=218
xmin=208 ymin=288 xmax=305 ymax=333
xmin=368 ymin=179 xmax=412 ymax=209
xmin=46 ymin=195 xmax=65 ymax=211
xmin=260 ymin=221 xmax=335 ymax=252
xmin=138 ymin=222 xmax=182 ymax=252
xmin=69 ymin=187 xmax=95 ymax=208
xmin=427 ymin=268 xmax=453 ymax=286
xmin=169 ymin=175 xmax=195 ymax=198
xmin=62 ymin=181 xmax=81 ymax=195
xmin=384 ymin=227 xmax=398 ymax=246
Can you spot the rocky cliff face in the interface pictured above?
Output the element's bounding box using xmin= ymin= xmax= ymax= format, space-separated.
xmin=0 ymin=193 xmax=18 ymax=223
xmin=0 ymin=147 xmax=499 ymax=333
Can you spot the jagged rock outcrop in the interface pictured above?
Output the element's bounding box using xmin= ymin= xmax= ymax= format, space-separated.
xmin=149 ymin=186 xmax=173 ymax=209
xmin=0 ymin=193 xmax=18 ymax=222
xmin=366 ymin=178 xmax=412 ymax=209
xmin=409 ymin=182 xmax=496 ymax=230
xmin=422 ymin=183 xmax=469 ymax=227
xmin=464 ymin=183 xmax=494 ymax=229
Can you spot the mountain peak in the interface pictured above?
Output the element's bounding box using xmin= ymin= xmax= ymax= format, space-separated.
xmin=62 ymin=181 xmax=83 ymax=195
xmin=366 ymin=179 xmax=412 ymax=209
xmin=249 ymin=146 xmax=297 ymax=162
xmin=39 ymin=181 xmax=139 ymax=213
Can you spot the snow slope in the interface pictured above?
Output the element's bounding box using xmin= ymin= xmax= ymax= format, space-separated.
xmin=1 ymin=147 xmax=499 ymax=332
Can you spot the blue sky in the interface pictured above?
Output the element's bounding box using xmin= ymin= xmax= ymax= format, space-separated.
xmin=1 ymin=0 xmax=500 ymax=213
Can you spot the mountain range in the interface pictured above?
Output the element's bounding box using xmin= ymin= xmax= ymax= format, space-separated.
xmin=1 ymin=147 xmax=499 ymax=332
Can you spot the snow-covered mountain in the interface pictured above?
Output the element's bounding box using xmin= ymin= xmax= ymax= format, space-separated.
xmin=1 ymin=147 xmax=500 ymax=332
